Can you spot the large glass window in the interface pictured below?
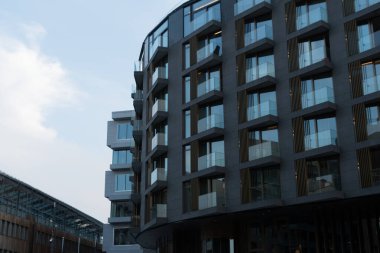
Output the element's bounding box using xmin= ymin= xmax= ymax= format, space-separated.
xmin=304 ymin=117 xmax=337 ymax=150
xmin=197 ymin=32 xmax=222 ymax=62
xmin=246 ymin=52 xmax=275 ymax=82
xmin=301 ymin=75 xmax=334 ymax=109
xmin=117 ymin=123 xmax=133 ymax=140
xmin=250 ymin=167 xmax=280 ymax=201
xmin=114 ymin=228 xmax=130 ymax=245
xmin=247 ymin=90 xmax=277 ymax=121
xmin=244 ymin=15 xmax=273 ymax=46
xmin=296 ymin=1 xmax=327 ymax=30
xmin=362 ymin=60 xmax=380 ymax=95
xmin=298 ymin=37 xmax=328 ymax=68
xmin=306 ymin=157 xmax=341 ymax=194
xmin=184 ymin=0 xmax=221 ymax=36
xmin=366 ymin=105 xmax=380 ymax=138
xmin=115 ymin=174 xmax=133 ymax=192
xmin=111 ymin=201 xmax=132 ymax=217
xmin=248 ymin=127 xmax=279 ymax=160
xmin=357 ymin=16 xmax=380 ymax=53
xmin=112 ymin=150 xmax=132 ymax=164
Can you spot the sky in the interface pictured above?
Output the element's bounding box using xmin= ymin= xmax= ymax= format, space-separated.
xmin=0 ymin=0 xmax=185 ymax=223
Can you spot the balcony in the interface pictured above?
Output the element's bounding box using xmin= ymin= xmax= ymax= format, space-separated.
xmin=247 ymin=100 xmax=277 ymax=121
xmin=358 ymin=30 xmax=380 ymax=53
xmin=147 ymin=133 xmax=168 ymax=160
xmin=198 ymin=152 xmax=225 ymax=171
xmin=151 ymin=167 xmax=167 ymax=185
xmin=151 ymin=133 xmax=167 ymax=150
xmin=367 ymin=121 xmax=380 ymax=139
xmin=197 ymin=77 xmax=221 ymax=98
xmin=151 ymin=67 xmax=168 ymax=95
xmin=246 ymin=62 xmax=275 ymax=83
xmin=234 ymin=0 xmax=272 ymax=17
xmin=185 ymin=7 xmax=221 ymax=37
xmin=149 ymin=34 xmax=168 ymax=65
xmin=355 ymin=0 xmax=380 ymax=12
xmin=152 ymin=204 xmax=167 ymax=219
xmin=134 ymin=60 xmax=143 ymax=89
xmin=148 ymin=99 xmax=168 ymax=127
xmin=299 ymin=45 xmax=327 ymax=69
xmin=198 ymin=114 xmax=224 ymax=133
xmin=245 ymin=24 xmax=273 ymax=47
xmin=197 ymin=42 xmax=222 ymax=63
xmin=132 ymin=120 xmax=142 ymax=145
xmin=307 ymin=174 xmax=339 ymax=195
xmin=198 ymin=191 xmax=224 ymax=210
xmin=249 ymin=141 xmax=280 ymax=161
xmin=301 ymin=86 xmax=335 ymax=109
xmin=363 ymin=75 xmax=380 ymax=95
xmin=133 ymin=90 xmax=143 ymax=116
xmin=296 ymin=7 xmax=328 ymax=31
xmin=108 ymin=216 xmax=132 ymax=224
xmin=304 ymin=129 xmax=337 ymax=151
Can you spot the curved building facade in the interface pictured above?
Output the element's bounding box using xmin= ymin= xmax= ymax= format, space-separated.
xmin=130 ymin=0 xmax=380 ymax=252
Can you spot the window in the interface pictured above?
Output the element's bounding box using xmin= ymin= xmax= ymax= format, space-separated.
xmin=197 ymin=31 xmax=222 ymax=62
xmin=112 ymin=150 xmax=132 ymax=164
xmin=362 ymin=60 xmax=380 ymax=95
xmin=298 ymin=37 xmax=328 ymax=68
xmin=184 ymin=145 xmax=192 ymax=174
xmin=185 ymin=110 xmax=191 ymax=138
xmin=296 ymin=1 xmax=327 ymax=30
xmin=306 ymin=157 xmax=341 ymax=194
xmin=111 ymin=201 xmax=132 ymax=217
xmin=366 ymin=105 xmax=380 ymax=138
xmin=183 ymin=0 xmax=221 ymax=36
xmin=198 ymin=104 xmax=224 ymax=132
xmin=117 ymin=123 xmax=132 ymax=140
xmin=114 ymin=228 xmax=130 ymax=245
xmin=301 ymin=75 xmax=334 ymax=109
xmin=183 ymin=181 xmax=192 ymax=212
xmin=246 ymin=52 xmax=275 ymax=82
xmin=184 ymin=43 xmax=190 ymax=69
xmin=197 ymin=68 xmax=221 ymax=97
xmin=357 ymin=16 xmax=380 ymax=53
xmin=304 ymin=117 xmax=337 ymax=150
xmin=115 ymin=174 xmax=133 ymax=192
xmin=184 ymin=76 xmax=191 ymax=103
xmin=244 ymin=15 xmax=273 ymax=46
xmin=248 ymin=127 xmax=279 ymax=160
xmin=247 ymin=90 xmax=277 ymax=121
xmin=250 ymin=167 xmax=280 ymax=201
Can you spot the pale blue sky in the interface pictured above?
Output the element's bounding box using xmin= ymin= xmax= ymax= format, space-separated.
xmin=0 ymin=0 xmax=183 ymax=222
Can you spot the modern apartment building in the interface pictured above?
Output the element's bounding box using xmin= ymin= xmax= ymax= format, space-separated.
xmin=103 ymin=110 xmax=144 ymax=253
xmin=129 ymin=0 xmax=380 ymax=252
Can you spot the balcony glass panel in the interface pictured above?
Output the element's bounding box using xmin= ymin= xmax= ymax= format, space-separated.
xmin=198 ymin=191 xmax=225 ymax=210
xmin=247 ymin=100 xmax=277 ymax=121
xmin=151 ymin=133 xmax=167 ymax=150
xmin=246 ymin=62 xmax=275 ymax=82
xmin=245 ymin=24 xmax=273 ymax=46
xmin=355 ymin=0 xmax=380 ymax=12
xmin=304 ymin=129 xmax=337 ymax=150
xmin=296 ymin=6 xmax=327 ymax=30
xmin=150 ymin=33 xmax=168 ymax=59
xmin=198 ymin=114 xmax=224 ymax=132
xmin=362 ymin=62 xmax=380 ymax=95
xmin=152 ymin=204 xmax=167 ymax=219
xmin=198 ymin=152 xmax=225 ymax=170
xmin=151 ymin=167 xmax=167 ymax=185
xmin=152 ymin=99 xmax=168 ymax=116
xmin=152 ymin=66 xmax=168 ymax=85
xmin=234 ymin=0 xmax=271 ymax=16
xmin=366 ymin=106 xmax=380 ymax=138
xmin=197 ymin=77 xmax=221 ymax=97
xmin=299 ymin=43 xmax=326 ymax=68
xmin=185 ymin=4 xmax=221 ymax=36
xmin=249 ymin=141 xmax=279 ymax=161
xmin=301 ymin=86 xmax=334 ymax=108
xmin=197 ymin=41 xmax=222 ymax=62
xmin=358 ymin=28 xmax=380 ymax=53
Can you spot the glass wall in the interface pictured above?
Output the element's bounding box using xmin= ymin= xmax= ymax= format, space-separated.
xmin=112 ymin=150 xmax=133 ymax=164
xmin=199 ymin=139 xmax=225 ymax=170
xmin=355 ymin=0 xmax=380 ymax=12
xmin=117 ymin=123 xmax=133 ymax=140
xmin=115 ymin=173 xmax=133 ymax=192
xmin=114 ymin=228 xmax=130 ymax=245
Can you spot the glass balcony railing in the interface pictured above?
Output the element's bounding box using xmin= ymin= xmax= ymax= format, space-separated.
xmin=234 ymin=0 xmax=271 ymax=16
xmin=152 ymin=204 xmax=167 ymax=219
xmin=358 ymin=30 xmax=380 ymax=53
xmin=198 ymin=191 xmax=225 ymax=210
xmin=299 ymin=45 xmax=327 ymax=69
xmin=185 ymin=7 xmax=221 ymax=36
xmin=355 ymin=0 xmax=380 ymax=12
xmin=248 ymin=141 xmax=280 ymax=161
xmin=367 ymin=121 xmax=380 ymax=137
xmin=152 ymin=67 xmax=168 ymax=85
xmin=197 ymin=42 xmax=222 ymax=62
xmin=152 ymin=99 xmax=167 ymax=117
xmin=246 ymin=62 xmax=275 ymax=83
xmin=134 ymin=60 xmax=143 ymax=71
xmin=133 ymin=120 xmax=142 ymax=131
xmin=301 ymin=86 xmax=335 ymax=109
xmin=307 ymin=174 xmax=338 ymax=194
xmin=151 ymin=133 xmax=167 ymax=150
xmin=198 ymin=152 xmax=225 ymax=170
xmin=304 ymin=129 xmax=337 ymax=151
xmin=198 ymin=114 xmax=224 ymax=133
xmin=296 ymin=7 xmax=328 ymax=31
xmin=151 ymin=167 xmax=167 ymax=185
xmin=244 ymin=24 xmax=273 ymax=46
xmin=362 ymin=75 xmax=380 ymax=95
xmin=197 ymin=77 xmax=221 ymax=97
xmin=150 ymin=34 xmax=168 ymax=60
xmin=247 ymin=100 xmax=277 ymax=121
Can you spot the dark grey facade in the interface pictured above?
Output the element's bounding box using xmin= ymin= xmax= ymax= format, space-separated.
xmin=130 ymin=0 xmax=380 ymax=252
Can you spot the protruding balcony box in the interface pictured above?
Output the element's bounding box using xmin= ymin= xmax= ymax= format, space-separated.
xmin=134 ymin=60 xmax=143 ymax=90
xmin=197 ymin=77 xmax=221 ymax=98
xmin=108 ymin=216 xmax=132 ymax=224
xmin=184 ymin=6 xmax=221 ymax=38
xmin=304 ymin=129 xmax=337 ymax=151
xmin=198 ymin=114 xmax=224 ymax=133
xmin=132 ymin=158 xmax=141 ymax=174
xmin=132 ymin=90 xmax=143 ymax=116
xmin=149 ymin=34 xmax=168 ymax=65
xmin=151 ymin=67 xmax=168 ymax=95
xmin=147 ymin=133 xmax=168 ymax=160
xmin=246 ymin=62 xmax=275 ymax=84
xmin=234 ymin=0 xmax=272 ymax=19
xmin=132 ymin=120 xmax=142 ymax=145
xmin=147 ymin=167 xmax=167 ymax=193
xmin=363 ymin=75 xmax=380 ymax=95
xmin=198 ymin=152 xmax=225 ymax=171
xmin=301 ymin=87 xmax=335 ymax=109
xmin=367 ymin=121 xmax=380 ymax=139
xmin=152 ymin=133 xmax=167 ymax=150
xmin=354 ymin=0 xmax=380 ymax=13
xmin=198 ymin=191 xmax=225 ymax=210
xmin=149 ymin=99 xmax=168 ymax=127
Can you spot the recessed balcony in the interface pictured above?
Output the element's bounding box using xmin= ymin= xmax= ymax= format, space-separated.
xmin=234 ymin=0 xmax=272 ymax=19
xmin=147 ymin=133 xmax=168 ymax=161
xmin=299 ymin=45 xmax=327 ymax=69
xmin=197 ymin=42 xmax=221 ymax=63
xmin=198 ymin=152 xmax=225 ymax=171
xmin=357 ymin=30 xmax=380 ymax=53
xmin=304 ymin=129 xmax=337 ymax=151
